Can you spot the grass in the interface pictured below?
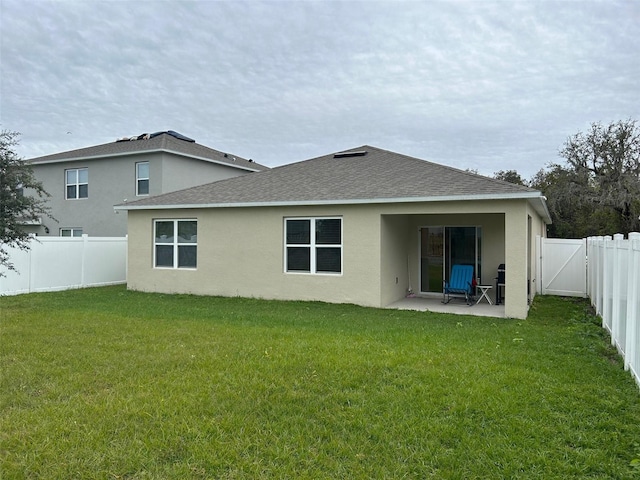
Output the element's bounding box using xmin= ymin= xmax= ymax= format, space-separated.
xmin=1 ymin=286 xmax=640 ymax=479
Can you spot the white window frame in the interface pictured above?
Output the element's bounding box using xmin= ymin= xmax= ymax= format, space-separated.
xmin=136 ymin=161 xmax=149 ymax=196
xmin=65 ymin=168 xmax=88 ymax=199
xmin=284 ymin=217 xmax=343 ymax=275
xmin=60 ymin=228 xmax=83 ymax=237
xmin=153 ymin=219 xmax=198 ymax=270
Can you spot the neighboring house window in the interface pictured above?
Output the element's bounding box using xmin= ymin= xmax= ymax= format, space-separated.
xmin=60 ymin=228 xmax=83 ymax=237
xmin=66 ymin=168 xmax=88 ymax=199
xmin=136 ymin=162 xmax=149 ymax=196
xmin=154 ymin=220 xmax=197 ymax=269
xmin=285 ymin=217 xmax=342 ymax=274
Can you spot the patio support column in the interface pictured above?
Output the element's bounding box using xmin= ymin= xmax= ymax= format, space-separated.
xmin=504 ymin=202 xmax=529 ymax=319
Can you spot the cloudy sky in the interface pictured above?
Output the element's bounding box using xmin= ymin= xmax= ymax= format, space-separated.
xmin=1 ymin=1 xmax=638 ymax=178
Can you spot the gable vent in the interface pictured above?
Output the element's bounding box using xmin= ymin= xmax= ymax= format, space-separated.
xmin=333 ymin=150 xmax=367 ymax=158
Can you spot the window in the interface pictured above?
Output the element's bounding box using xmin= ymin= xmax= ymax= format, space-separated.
xmin=60 ymin=228 xmax=83 ymax=237
xmin=66 ymin=168 xmax=88 ymax=199
xmin=136 ymin=162 xmax=149 ymax=196
xmin=154 ymin=220 xmax=197 ymax=269
xmin=285 ymin=217 xmax=342 ymax=274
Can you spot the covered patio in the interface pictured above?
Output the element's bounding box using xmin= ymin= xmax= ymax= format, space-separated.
xmin=381 ymin=211 xmax=509 ymax=317
xmin=380 ymin=200 xmax=546 ymax=319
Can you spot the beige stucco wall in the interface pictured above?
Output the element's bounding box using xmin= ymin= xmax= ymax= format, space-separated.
xmin=127 ymin=198 xmax=545 ymax=319
xmin=526 ymin=201 xmax=548 ymax=303
xmin=503 ymin=200 xmax=529 ymax=318
xmin=380 ymin=215 xmax=410 ymax=306
xmin=127 ymin=205 xmax=383 ymax=307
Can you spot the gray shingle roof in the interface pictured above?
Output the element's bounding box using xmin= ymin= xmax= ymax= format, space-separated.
xmin=117 ymin=146 xmax=548 ymax=219
xmin=28 ymin=131 xmax=268 ymax=172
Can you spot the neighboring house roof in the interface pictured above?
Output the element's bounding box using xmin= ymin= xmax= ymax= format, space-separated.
xmin=115 ymin=145 xmax=551 ymax=222
xmin=28 ymin=130 xmax=268 ymax=173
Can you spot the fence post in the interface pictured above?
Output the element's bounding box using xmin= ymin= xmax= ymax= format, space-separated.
xmin=125 ymin=234 xmax=129 ymax=282
xmin=28 ymin=237 xmax=36 ymax=294
xmin=592 ymin=237 xmax=602 ymax=316
xmin=536 ymin=235 xmax=542 ymax=295
xmin=586 ymin=237 xmax=591 ymax=300
xmin=587 ymin=237 xmax=596 ymax=301
xmin=582 ymin=238 xmax=588 ymax=298
xmin=81 ymin=234 xmax=89 ymax=287
xmin=602 ymin=236 xmax=612 ymax=331
xmin=625 ymin=232 xmax=640 ymax=373
xmin=611 ymin=234 xmax=624 ymax=348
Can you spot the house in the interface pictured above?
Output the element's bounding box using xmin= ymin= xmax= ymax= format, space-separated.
xmin=24 ymin=131 xmax=267 ymax=237
xmin=115 ymin=145 xmax=551 ymax=319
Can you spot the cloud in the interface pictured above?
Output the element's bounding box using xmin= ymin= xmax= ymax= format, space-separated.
xmin=1 ymin=0 xmax=638 ymax=178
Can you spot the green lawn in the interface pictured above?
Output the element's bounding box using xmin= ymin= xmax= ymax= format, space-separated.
xmin=2 ymin=286 xmax=640 ymax=479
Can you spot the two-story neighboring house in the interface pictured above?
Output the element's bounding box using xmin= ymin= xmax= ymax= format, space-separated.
xmin=24 ymin=131 xmax=268 ymax=237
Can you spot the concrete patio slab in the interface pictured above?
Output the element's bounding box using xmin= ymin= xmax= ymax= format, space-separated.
xmin=388 ymin=295 xmax=507 ymax=318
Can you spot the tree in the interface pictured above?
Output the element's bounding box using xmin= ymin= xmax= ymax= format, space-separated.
xmin=529 ymin=165 xmax=614 ymax=238
xmin=558 ymin=119 xmax=640 ymax=235
xmin=493 ymin=169 xmax=528 ymax=186
xmin=0 ymin=130 xmax=52 ymax=274
xmin=532 ymin=120 xmax=640 ymax=237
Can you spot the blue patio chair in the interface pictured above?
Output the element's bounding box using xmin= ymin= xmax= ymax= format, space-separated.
xmin=442 ymin=264 xmax=475 ymax=305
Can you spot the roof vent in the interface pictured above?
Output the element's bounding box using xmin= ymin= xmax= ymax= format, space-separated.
xmin=333 ymin=150 xmax=367 ymax=158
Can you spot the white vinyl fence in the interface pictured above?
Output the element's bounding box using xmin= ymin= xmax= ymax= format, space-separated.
xmin=0 ymin=235 xmax=127 ymax=296
xmin=587 ymin=233 xmax=640 ymax=388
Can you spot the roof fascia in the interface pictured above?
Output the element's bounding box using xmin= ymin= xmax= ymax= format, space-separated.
xmin=30 ymin=148 xmax=262 ymax=173
xmin=529 ymin=196 xmax=553 ymax=224
xmin=115 ymin=191 xmax=547 ymax=212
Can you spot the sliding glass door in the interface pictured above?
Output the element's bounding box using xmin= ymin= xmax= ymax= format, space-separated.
xmin=420 ymin=226 xmax=482 ymax=293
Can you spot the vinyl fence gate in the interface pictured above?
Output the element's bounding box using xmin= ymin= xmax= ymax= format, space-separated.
xmin=537 ymin=237 xmax=587 ymax=297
